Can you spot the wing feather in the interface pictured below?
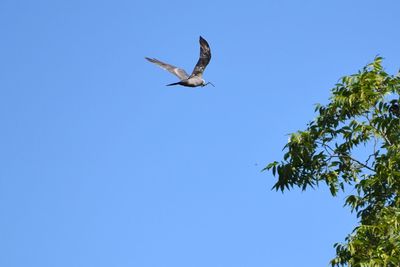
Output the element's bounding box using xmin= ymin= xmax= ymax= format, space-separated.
xmin=190 ymin=36 xmax=211 ymax=77
xmin=145 ymin=57 xmax=189 ymax=80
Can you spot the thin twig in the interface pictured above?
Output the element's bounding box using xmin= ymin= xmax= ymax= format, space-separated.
xmin=317 ymin=141 xmax=375 ymax=172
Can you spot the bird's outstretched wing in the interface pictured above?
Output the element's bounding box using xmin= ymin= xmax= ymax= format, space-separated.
xmin=190 ymin=36 xmax=211 ymax=77
xmin=145 ymin=57 xmax=189 ymax=80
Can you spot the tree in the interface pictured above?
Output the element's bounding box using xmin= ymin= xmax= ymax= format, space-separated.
xmin=265 ymin=57 xmax=400 ymax=266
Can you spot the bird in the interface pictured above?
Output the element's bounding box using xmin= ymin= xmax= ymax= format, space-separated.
xmin=389 ymin=99 xmax=399 ymax=117
xmin=145 ymin=36 xmax=214 ymax=87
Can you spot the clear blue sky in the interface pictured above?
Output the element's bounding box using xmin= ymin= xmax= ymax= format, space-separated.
xmin=1 ymin=1 xmax=400 ymax=266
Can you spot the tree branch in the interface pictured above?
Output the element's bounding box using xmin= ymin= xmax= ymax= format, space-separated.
xmin=317 ymin=141 xmax=375 ymax=172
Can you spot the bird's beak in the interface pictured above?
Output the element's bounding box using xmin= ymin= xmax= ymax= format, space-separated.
xmin=204 ymin=82 xmax=215 ymax=87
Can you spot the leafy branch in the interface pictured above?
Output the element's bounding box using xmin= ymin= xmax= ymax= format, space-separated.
xmin=265 ymin=57 xmax=400 ymax=266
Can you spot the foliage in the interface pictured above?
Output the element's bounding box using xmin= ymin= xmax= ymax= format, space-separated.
xmin=265 ymin=57 xmax=400 ymax=266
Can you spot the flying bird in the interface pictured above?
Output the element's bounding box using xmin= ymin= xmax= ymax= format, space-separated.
xmin=145 ymin=36 xmax=214 ymax=87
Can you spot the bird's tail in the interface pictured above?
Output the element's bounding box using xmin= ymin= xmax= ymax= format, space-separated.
xmin=166 ymin=82 xmax=181 ymax=86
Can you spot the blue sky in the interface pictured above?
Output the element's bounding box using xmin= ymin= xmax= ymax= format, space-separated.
xmin=1 ymin=1 xmax=400 ymax=266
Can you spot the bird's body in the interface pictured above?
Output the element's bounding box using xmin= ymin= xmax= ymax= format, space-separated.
xmin=145 ymin=36 xmax=213 ymax=87
xmin=167 ymin=76 xmax=205 ymax=87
